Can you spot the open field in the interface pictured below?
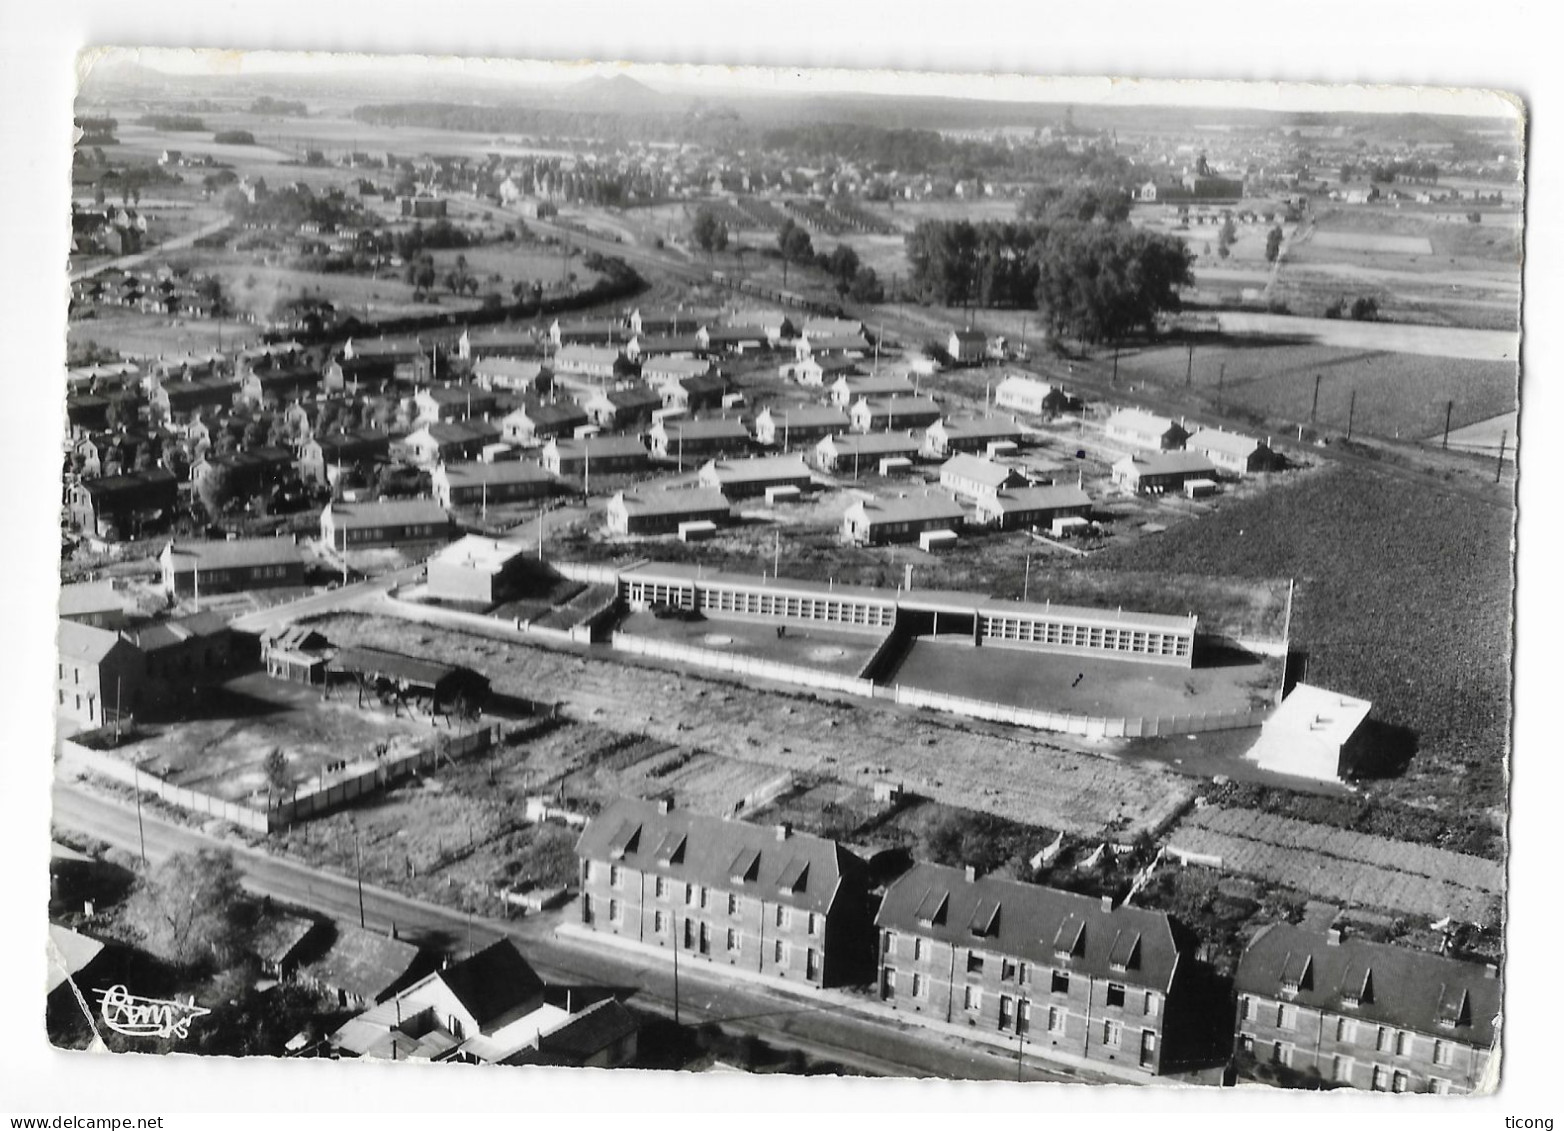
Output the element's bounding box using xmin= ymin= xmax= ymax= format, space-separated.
xmin=1439 ymin=411 xmax=1517 ymax=458
xmin=1110 ymin=338 xmax=1518 ymax=440
xmin=309 ymin=610 xmax=1196 ymax=838
xmin=1090 ymin=462 xmax=1513 ymax=824
xmin=618 ymin=610 xmax=888 ymax=678
xmin=87 ymin=673 xmax=434 ymax=804
xmin=885 ymin=637 xmax=1276 ymax=718
xmin=1309 ymin=230 xmax=1434 ymax=256
xmin=1166 ymin=806 xmax=1501 ymax=925
xmin=69 ymin=307 xmax=254 ymax=358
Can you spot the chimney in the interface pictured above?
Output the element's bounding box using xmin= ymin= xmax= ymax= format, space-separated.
xmin=964 ymin=865 xmax=977 ymax=882
xmin=1326 ymin=926 xmax=1343 ymax=946
xmin=775 ymin=823 xmax=791 ymax=841
xmin=1101 ymin=894 xmax=1115 ymax=913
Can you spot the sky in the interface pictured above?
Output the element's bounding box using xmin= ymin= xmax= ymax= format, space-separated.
xmin=90 ymin=46 xmax=1523 ymax=122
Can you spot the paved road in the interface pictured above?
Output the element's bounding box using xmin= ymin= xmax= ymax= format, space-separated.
xmin=229 ymin=564 xmax=421 ymax=635
xmin=51 ymin=779 xmax=1110 ymax=1082
xmin=68 ymin=218 xmax=233 ymax=283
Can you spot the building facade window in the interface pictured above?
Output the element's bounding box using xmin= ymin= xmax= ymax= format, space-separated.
xmin=654 ymin=910 xmax=666 ymax=933
xmin=608 ymin=898 xmax=621 ymax=924
xmin=1051 ymin=970 xmax=1069 ymax=994
xmin=608 ymin=864 xmax=622 ymax=889
xmin=968 ymin=953 xmax=985 ymax=975
xmin=654 ymin=876 xmax=667 ymax=899
xmin=912 ymin=973 xmax=926 ymax=999
xmin=727 ymin=928 xmax=739 ymax=952
xmin=1106 ymin=984 xmax=1126 ymax=1009
xmin=1434 ymin=1040 xmax=1452 ymax=1067
xmin=1334 ymin=1056 xmax=1353 ymax=1083
xmin=1048 ymin=1006 xmax=1065 ymax=1034
xmin=1102 ymin=1020 xmax=1122 ymax=1048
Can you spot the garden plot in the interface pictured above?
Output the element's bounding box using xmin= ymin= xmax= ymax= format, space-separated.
xmin=1166 ymin=805 xmax=1501 ymax=924
xmin=1309 ymin=230 xmax=1435 ymax=256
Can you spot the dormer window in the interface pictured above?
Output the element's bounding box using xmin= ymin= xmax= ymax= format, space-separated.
xmin=1341 ymin=965 xmax=1373 ymax=1009
xmin=1109 ymin=931 xmax=1142 ymax=973
xmin=1053 ymin=916 xmax=1086 ymax=961
xmin=1436 ymin=984 xmax=1470 ymax=1030
xmin=969 ymin=896 xmax=1001 ymax=938
xmin=728 ymin=847 xmax=761 ymax=885
xmin=653 ymin=830 xmax=686 ymax=868
xmin=914 ymin=888 xmax=950 ymax=928
xmin=607 ymin=820 xmax=641 ymax=861
xmin=1280 ymin=952 xmax=1313 ymax=998
xmin=777 ymin=857 xmax=809 ymax=894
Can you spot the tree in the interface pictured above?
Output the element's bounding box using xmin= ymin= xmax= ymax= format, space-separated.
xmin=848 ymin=265 xmax=885 ymax=303
xmin=777 ymin=218 xmax=814 ymax=264
xmin=690 ymin=206 xmax=730 ymax=258
xmin=1350 ymin=296 xmax=1380 ymax=322
xmin=1265 ymin=226 xmax=1284 ymax=264
xmin=263 ymin=747 xmax=291 ymax=804
xmin=121 ymin=848 xmax=250 ymax=969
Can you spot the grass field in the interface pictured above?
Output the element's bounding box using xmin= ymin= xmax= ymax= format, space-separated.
xmin=1110 ymin=338 xmax=1518 ymax=440
xmin=884 ymin=637 xmax=1275 ymax=717
xmin=1090 ymin=462 xmax=1513 ymax=826
xmin=619 ymin=610 xmax=888 ymax=678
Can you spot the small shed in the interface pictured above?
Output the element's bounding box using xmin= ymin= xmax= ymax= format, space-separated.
xmin=919 ymin=529 xmax=959 ymax=553
xmin=678 ymin=521 xmax=718 ymax=543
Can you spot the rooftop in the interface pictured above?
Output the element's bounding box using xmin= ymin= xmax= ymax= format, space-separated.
xmin=325 ymin=498 xmax=451 ymax=529
xmin=162 ymin=537 xmax=304 ymax=572
xmin=428 ymin=534 xmax=528 ymax=576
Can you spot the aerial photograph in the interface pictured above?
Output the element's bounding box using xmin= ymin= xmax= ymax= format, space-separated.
xmin=45 ymin=46 xmax=1519 ymax=1099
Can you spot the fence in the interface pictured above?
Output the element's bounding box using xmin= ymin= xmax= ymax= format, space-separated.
xmin=890 ymin=685 xmax=1266 ymax=739
xmin=60 ymin=724 xmax=500 ymax=834
xmin=610 ymin=633 xmax=877 ymax=698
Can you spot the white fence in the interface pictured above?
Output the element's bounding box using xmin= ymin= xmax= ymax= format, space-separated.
xmin=891 ymin=685 xmax=1266 ymax=739
xmin=610 ymin=633 xmax=878 ymax=698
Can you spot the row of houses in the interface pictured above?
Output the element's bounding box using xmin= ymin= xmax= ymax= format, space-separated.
xmin=572 ymin=799 xmax=1498 ymax=1088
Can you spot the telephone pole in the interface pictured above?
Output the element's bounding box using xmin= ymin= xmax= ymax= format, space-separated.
xmin=352 ymin=819 xmax=366 ymax=929
xmin=1442 ymin=400 xmax=1454 ymax=450
xmin=1184 ymin=341 xmax=1193 ymax=387
xmin=1496 ymin=430 xmax=1507 ymax=482
xmin=1347 ymin=390 xmax=1356 ymax=440
xmin=1310 ymin=374 xmax=1322 ymax=425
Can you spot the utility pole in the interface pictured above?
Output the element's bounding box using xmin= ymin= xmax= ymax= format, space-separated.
xmin=1310 ymin=374 xmax=1323 ymax=425
xmin=1442 ymin=400 xmax=1454 ymax=450
xmin=673 ymin=914 xmax=682 ymax=1025
xmin=1016 ymin=1006 xmax=1027 ymax=1081
xmin=1496 ymin=430 xmax=1507 ymax=482
xmin=1113 ymin=343 xmax=1121 ymax=385
xmin=1184 ymin=341 xmax=1193 ymax=387
xmin=1347 ymin=390 xmax=1356 ymax=440
xmin=352 ymin=819 xmax=366 ymax=929
xmin=1023 ymin=553 xmax=1032 ymax=602
xmin=132 ymin=757 xmax=147 ymax=866
xmin=1216 ymin=363 xmax=1225 ymax=408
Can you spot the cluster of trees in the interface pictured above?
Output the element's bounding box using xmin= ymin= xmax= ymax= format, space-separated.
xmin=905 ymin=215 xmax=1193 ymax=342
xmin=1265 ymin=225 xmax=1285 ymax=263
xmin=137 ymin=113 xmax=205 ymax=131
xmin=1340 ymin=159 xmax=1442 ymax=185
xmin=213 ymin=129 xmax=256 ymax=146
xmin=1018 ymin=183 xmax=1132 ymax=225
xmin=391 ymin=218 xmax=478 ymax=259
xmin=767 ymin=220 xmax=884 ymax=301
xmin=221 ymin=181 xmax=362 ymax=232
xmin=690 ymin=205 xmax=729 ymax=257
xmin=250 ymin=96 xmax=308 ymax=117
xmin=1324 ymin=295 xmax=1380 ymax=321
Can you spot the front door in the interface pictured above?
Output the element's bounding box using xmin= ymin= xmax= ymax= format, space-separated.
xmin=1140 ymin=1029 xmax=1157 ymax=1068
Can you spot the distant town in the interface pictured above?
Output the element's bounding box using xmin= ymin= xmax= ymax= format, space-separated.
xmin=50 ymin=53 xmax=1518 ymax=1091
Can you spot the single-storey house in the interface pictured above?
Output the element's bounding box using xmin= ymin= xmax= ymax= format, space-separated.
xmin=159 ymin=537 xmax=307 ymax=598
xmin=300 ymin=924 xmax=426 ymax=1011
xmin=605 ymin=487 xmax=732 ymax=536
xmin=584 ymin=386 xmax=663 ymax=431
xmin=829 ymin=373 xmax=915 ymax=407
xmin=938 ymin=454 xmax=1027 ymax=502
xmin=842 ymin=490 xmax=966 ymax=545
xmin=994 ymin=374 xmax=1074 ymax=417
xmin=923 ymin=413 xmax=1027 ymax=458
xmin=752 ymin=405 xmax=850 ymax=448
xmin=697 ymin=455 xmax=813 ymax=499
xmin=426 ymin=535 xmax=536 ymax=605
xmin=649 ymin=417 xmax=752 ymax=462
xmin=1185 ymin=428 xmax=1280 ymax=476
xmin=849 ymin=396 xmax=942 ymax=434
xmin=431 ymin=460 xmax=555 ymax=509
xmin=500 ymin=401 xmax=590 ymax=447
xmin=1111 ymin=452 xmax=1218 ymax=494
xmin=320 ymin=498 xmax=455 ymax=551
xmin=974 ymin=484 xmax=1093 ymax=531
xmin=540 ymin=435 xmax=650 ymax=479
xmin=413 ymin=384 xmax=499 ymax=425
xmin=813 ymin=431 xmax=923 ymax=474
xmin=947 ymin=328 xmax=988 ymax=364
xmin=1105 ymin=409 xmax=1190 ymax=453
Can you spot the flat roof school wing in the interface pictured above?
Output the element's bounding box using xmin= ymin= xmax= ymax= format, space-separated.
xmin=1235 ymin=923 xmax=1500 ymax=1049
xmin=877 ymin=862 xmax=1185 ymax=992
xmin=619 ymin=561 xmax=898 ymax=612
xmin=576 ymin=796 xmax=861 ymax=918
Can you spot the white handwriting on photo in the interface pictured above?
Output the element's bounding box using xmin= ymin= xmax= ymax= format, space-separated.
xmin=95 ymin=985 xmax=212 ymax=1040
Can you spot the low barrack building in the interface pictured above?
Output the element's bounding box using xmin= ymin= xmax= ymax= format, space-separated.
xmin=842 ymin=490 xmax=966 ymax=545
xmin=431 ymin=460 xmax=555 ymax=509
xmin=319 ymin=498 xmax=455 ymax=552
xmin=605 ymin=488 xmax=731 ymax=536
xmin=159 ymin=537 xmax=307 ymax=598
xmin=1111 ymin=452 xmax=1219 ymax=495
xmin=973 ymin=485 xmax=1093 ymax=532
xmin=697 ymin=455 xmax=813 ymax=500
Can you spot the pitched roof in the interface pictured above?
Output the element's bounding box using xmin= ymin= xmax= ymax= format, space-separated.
xmin=1114 ymin=451 xmax=1217 ymax=477
xmin=557 ymin=345 xmax=625 ymax=366
xmin=932 ymin=413 xmax=1026 ymax=440
xmin=58 ymin=580 xmax=133 ymax=619
xmin=700 ymin=455 xmax=812 ymax=485
xmin=162 ymin=537 xmax=304 ymax=572
xmin=845 ymin=490 xmax=966 ymax=525
xmin=249 ymin=912 xmax=320 ymax=966
xmin=127 ymin=610 xmax=230 ymax=652
xmin=1107 ymin=408 xmax=1186 ymax=437
xmin=325 ymin=498 xmax=451 ymax=529
xmin=436 ymin=461 xmax=554 ymax=489
xmin=506 ymin=997 xmax=639 ymax=1067
xmin=655 ymin=417 xmax=750 ymax=440
xmin=940 ymin=454 xmax=1023 ymax=489
xmin=434 ymin=939 xmax=546 ymax=1033
xmin=547 ymin=435 xmax=648 ymax=460
xmin=576 ymin=797 xmax=864 ymax=917
xmin=47 ymin=925 xmax=106 ymax=995
xmin=305 ymin=925 xmax=423 ymax=1002
xmin=328 ymin=645 xmax=467 ymax=687
xmin=505 ymin=401 xmax=588 ymax=429
xmin=1235 ymin=924 xmax=1500 ymax=1047
xmin=817 ymin=431 xmax=923 ymax=456
xmin=642 ymin=356 xmax=715 ymax=379
xmin=758 ymin=405 xmax=849 ymax=429
xmin=981 ymin=485 xmax=1092 ymax=514
xmin=1187 ymin=428 xmax=1269 ymax=459
xmin=877 ymin=862 xmax=1186 ymax=992
xmin=614 ymin=487 xmax=731 ymax=517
